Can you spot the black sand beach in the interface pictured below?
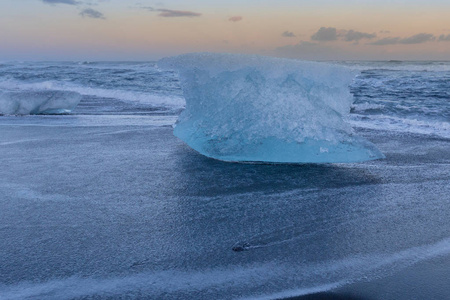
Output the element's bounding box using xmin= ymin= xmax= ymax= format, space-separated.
xmin=1 ymin=116 xmax=449 ymax=299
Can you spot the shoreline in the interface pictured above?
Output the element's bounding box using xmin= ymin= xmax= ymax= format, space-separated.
xmin=280 ymin=252 xmax=450 ymax=300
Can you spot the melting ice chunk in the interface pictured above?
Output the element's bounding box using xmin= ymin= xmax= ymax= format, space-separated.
xmin=0 ymin=90 xmax=82 ymax=115
xmin=158 ymin=53 xmax=384 ymax=163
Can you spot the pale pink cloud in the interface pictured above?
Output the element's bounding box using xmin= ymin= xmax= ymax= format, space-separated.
xmin=228 ymin=16 xmax=243 ymax=22
xmin=157 ymin=9 xmax=201 ymax=18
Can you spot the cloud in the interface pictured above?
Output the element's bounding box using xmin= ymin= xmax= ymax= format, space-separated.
xmin=369 ymin=37 xmax=400 ymax=45
xmin=83 ymin=0 xmax=109 ymax=5
xmin=42 ymin=0 xmax=79 ymax=5
xmin=370 ymin=33 xmax=435 ymax=45
xmin=282 ymin=31 xmax=296 ymax=38
xmin=311 ymin=27 xmax=338 ymax=41
xmin=343 ymin=30 xmax=376 ymax=42
xmin=439 ymin=34 xmax=450 ymax=41
xmin=157 ymin=9 xmax=201 ymax=18
xmin=275 ymin=41 xmax=351 ymax=60
xmin=311 ymin=27 xmax=376 ymax=43
xmin=399 ymin=33 xmax=435 ymax=44
xmin=141 ymin=6 xmax=155 ymax=11
xmin=229 ymin=16 xmax=243 ymax=22
xmin=141 ymin=6 xmax=202 ymax=18
xmin=79 ymin=8 xmax=105 ymax=19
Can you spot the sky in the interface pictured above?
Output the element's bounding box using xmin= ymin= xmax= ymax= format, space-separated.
xmin=1 ymin=0 xmax=450 ymax=61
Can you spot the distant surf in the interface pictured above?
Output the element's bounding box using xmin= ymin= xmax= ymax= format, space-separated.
xmin=1 ymin=59 xmax=448 ymax=139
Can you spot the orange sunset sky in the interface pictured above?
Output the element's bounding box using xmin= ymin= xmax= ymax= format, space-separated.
xmin=1 ymin=0 xmax=450 ymax=61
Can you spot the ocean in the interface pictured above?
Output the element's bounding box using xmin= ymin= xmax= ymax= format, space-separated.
xmin=0 ymin=59 xmax=449 ymax=299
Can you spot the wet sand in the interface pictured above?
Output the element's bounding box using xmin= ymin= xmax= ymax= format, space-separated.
xmin=1 ymin=117 xmax=449 ymax=299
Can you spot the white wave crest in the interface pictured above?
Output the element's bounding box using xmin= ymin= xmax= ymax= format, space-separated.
xmin=0 ymin=79 xmax=185 ymax=110
xmin=350 ymin=114 xmax=450 ymax=139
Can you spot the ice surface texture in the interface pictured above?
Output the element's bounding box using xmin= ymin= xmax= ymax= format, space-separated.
xmin=0 ymin=90 xmax=81 ymax=115
xmin=159 ymin=53 xmax=384 ymax=163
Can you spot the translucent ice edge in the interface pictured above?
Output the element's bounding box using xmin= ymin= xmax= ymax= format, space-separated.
xmin=0 ymin=90 xmax=81 ymax=115
xmin=159 ymin=53 xmax=385 ymax=163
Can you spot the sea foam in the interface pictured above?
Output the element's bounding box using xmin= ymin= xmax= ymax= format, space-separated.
xmin=159 ymin=53 xmax=384 ymax=163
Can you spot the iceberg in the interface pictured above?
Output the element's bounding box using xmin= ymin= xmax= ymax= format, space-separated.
xmin=158 ymin=53 xmax=384 ymax=163
xmin=0 ymin=90 xmax=82 ymax=115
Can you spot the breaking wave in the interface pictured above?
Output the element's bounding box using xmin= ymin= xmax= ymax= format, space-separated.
xmin=0 ymin=90 xmax=81 ymax=115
